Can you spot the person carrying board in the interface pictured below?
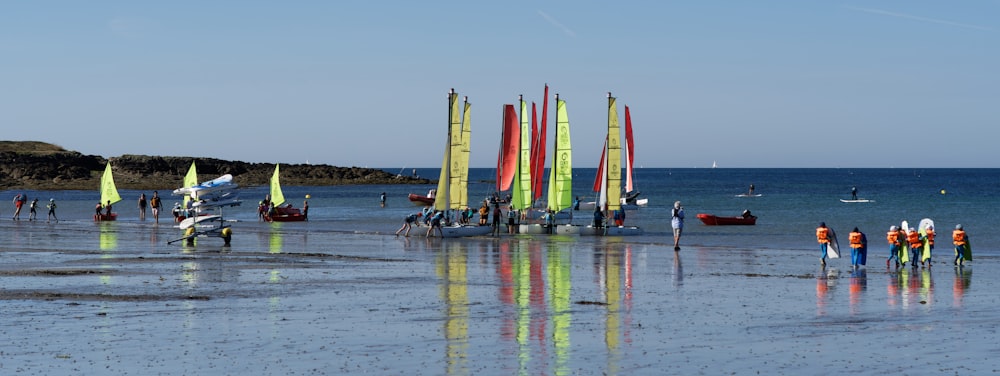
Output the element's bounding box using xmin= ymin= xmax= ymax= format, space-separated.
xmin=886 ymin=226 xmax=901 ymax=268
xmin=816 ymin=222 xmax=831 ymax=266
xmin=953 ymin=224 xmax=970 ymax=267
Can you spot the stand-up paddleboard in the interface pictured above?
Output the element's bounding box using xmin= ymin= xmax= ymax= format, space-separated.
xmin=899 ymin=221 xmax=910 ymax=264
xmin=840 ymin=199 xmax=874 ymax=203
xmin=827 ymin=227 xmax=841 ymax=259
xmin=919 ymin=218 xmax=934 ymax=263
xmin=179 ymin=215 xmax=222 ymax=230
xmin=735 ymin=194 xmax=762 ymax=197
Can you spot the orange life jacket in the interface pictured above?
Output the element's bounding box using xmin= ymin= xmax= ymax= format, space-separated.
xmin=886 ymin=231 xmax=899 ymax=245
xmin=907 ymin=231 xmax=922 ymax=247
xmin=849 ymin=232 xmax=863 ymax=248
xmin=816 ymin=227 xmax=829 ymax=243
xmin=953 ymin=230 xmax=967 ymax=246
xmin=925 ymin=229 xmax=935 ymax=245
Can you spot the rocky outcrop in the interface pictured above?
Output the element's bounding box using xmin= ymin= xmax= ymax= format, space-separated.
xmin=0 ymin=141 xmax=431 ymax=190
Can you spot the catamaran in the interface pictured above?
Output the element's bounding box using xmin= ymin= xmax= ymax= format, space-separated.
xmin=581 ymin=92 xmax=643 ymax=236
xmin=437 ymin=89 xmax=491 ymax=238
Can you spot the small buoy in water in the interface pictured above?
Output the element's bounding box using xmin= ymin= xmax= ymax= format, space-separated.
xmin=940 ymin=189 xmax=947 ymax=195
xmin=305 ymin=194 xmax=311 ymax=199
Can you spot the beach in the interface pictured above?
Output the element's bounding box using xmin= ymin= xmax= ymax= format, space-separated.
xmin=0 ymin=216 xmax=995 ymax=375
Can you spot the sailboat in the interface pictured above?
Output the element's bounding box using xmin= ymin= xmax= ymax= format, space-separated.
xmin=265 ymin=163 xmax=306 ymax=222
xmin=619 ymin=105 xmax=648 ymax=209
xmin=548 ymin=93 xmax=579 ymax=235
xmin=581 ymin=92 xmax=642 ymax=236
xmin=94 ymin=162 xmax=122 ymax=221
xmin=438 ymin=89 xmax=491 ymax=238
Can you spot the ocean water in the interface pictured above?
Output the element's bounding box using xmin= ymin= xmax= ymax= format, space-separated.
xmin=3 ymin=168 xmax=997 ymax=252
xmin=1 ymin=168 xmax=998 ymax=374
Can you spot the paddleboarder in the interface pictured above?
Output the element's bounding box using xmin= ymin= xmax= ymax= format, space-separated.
xmin=851 ymin=186 xmax=858 ymax=200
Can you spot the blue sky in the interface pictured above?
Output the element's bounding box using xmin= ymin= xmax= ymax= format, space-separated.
xmin=2 ymin=1 xmax=997 ymax=168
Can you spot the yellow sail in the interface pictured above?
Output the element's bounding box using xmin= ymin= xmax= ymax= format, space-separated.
xmin=270 ymin=163 xmax=286 ymax=207
xmin=456 ymin=100 xmax=472 ymax=209
xmin=434 ymin=91 xmax=458 ymax=212
xmin=547 ymin=97 xmax=572 ymax=212
xmin=100 ymin=162 xmax=122 ymax=207
xmin=447 ymin=93 xmax=465 ymax=210
xmin=606 ymin=95 xmax=622 ymax=212
xmin=511 ymin=97 xmax=532 ymax=210
xmin=182 ymin=161 xmax=197 ymax=207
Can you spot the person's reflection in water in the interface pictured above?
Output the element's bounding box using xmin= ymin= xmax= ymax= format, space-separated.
xmin=816 ymin=267 xmax=835 ymax=316
xmin=672 ymin=250 xmax=683 ymax=288
xmin=849 ymin=268 xmax=867 ymax=315
xmin=953 ymin=267 xmax=972 ymax=308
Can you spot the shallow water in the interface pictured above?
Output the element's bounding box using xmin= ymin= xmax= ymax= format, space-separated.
xmin=2 ymin=168 xmax=998 ymax=374
xmin=0 ymin=216 xmax=996 ymax=375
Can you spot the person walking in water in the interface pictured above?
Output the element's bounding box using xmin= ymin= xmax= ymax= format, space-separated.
xmin=28 ymin=197 xmax=39 ymax=221
xmin=46 ymin=198 xmax=58 ymax=223
xmin=150 ymin=191 xmax=162 ymax=223
xmin=138 ymin=193 xmax=147 ymax=221
xmin=380 ymin=192 xmax=386 ymax=208
xmin=906 ymin=227 xmax=923 ymax=268
xmin=816 ymin=222 xmax=831 ymax=266
xmin=886 ymin=225 xmax=901 ymax=268
xmin=953 ymin=224 xmax=970 ymax=266
xmin=671 ymin=201 xmax=685 ymax=251
xmin=849 ymin=227 xmax=866 ymax=269
xmin=12 ymin=193 xmax=25 ymax=220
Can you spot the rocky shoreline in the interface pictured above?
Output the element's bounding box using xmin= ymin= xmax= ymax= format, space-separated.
xmin=0 ymin=141 xmax=431 ymax=190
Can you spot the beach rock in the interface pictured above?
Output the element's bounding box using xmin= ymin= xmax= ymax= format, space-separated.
xmin=0 ymin=141 xmax=431 ymax=190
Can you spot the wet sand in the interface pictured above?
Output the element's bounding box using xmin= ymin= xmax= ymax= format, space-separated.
xmin=0 ymin=220 xmax=996 ymax=375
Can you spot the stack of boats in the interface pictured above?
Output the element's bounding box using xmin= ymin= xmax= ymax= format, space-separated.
xmin=168 ymin=162 xmax=241 ymax=245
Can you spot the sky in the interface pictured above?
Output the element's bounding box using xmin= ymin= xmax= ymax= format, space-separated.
xmin=2 ymin=1 xmax=998 ymax=168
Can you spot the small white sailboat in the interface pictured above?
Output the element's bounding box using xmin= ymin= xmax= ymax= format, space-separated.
xmin=581 ymin=92 xmax=643 ymax=236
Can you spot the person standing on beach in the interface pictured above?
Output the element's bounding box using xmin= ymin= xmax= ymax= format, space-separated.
xmin=508 ymin=208 xmax=517 ymax=234
xmin=953 ymin=224 xmax=970 ymax=266
xmin=46 ymin=198 xmax=57 ymax=223
xmin=848 ymin=227 xmax=866 ymax=268
xmin=816 ymin=222 xmax=831 ymax=266
xmin=302 ymin=198 xmax=309 ymax=221
xmin=886 ymin=225 xmax=901 ymax=268
xmin=491 ymin=204 xmax=502 ymax=236
xmin=150 ymin=191 xmax=162 ymax=223
xmin=671 ymin=201 xmax=684 ymax=251
xmin=138 ymin=193 xmax=147 ymax=221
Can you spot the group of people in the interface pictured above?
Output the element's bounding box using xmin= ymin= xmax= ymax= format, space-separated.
xmin=11 ymin=193 xmax=57 ymax=222
xmin=815 ymin=222 xmax=972 ymax=268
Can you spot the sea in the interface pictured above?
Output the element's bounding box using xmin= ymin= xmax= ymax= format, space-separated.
xmin=1 ymin=167 xmax=998 ymax=374
xmin=8 ymin=167 xmax=990 ymax=249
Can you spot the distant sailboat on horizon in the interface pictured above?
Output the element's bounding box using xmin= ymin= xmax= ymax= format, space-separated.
xmin=712 ymin=161 xmax=718 ymax=168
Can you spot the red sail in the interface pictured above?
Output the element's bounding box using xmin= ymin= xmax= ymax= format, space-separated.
xmin=592 ymin=138 xmax=607 ymax=192
xmin=624 ymin=105 xmax=635 ymax=192
xmin=497 ymin=104 xmax=520 ymax=192
xmin=532 ymin=85 xmax=548 ymax=201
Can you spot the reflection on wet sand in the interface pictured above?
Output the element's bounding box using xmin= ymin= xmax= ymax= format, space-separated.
xmin=436 ymin=242 xmax=469 ymax=375
xmin=849 ymin=268 xmax=866 ymax=316
xmin=815 ymin=267 xmax=835 ymax=316
xmin=953 ymin=267 xmax=972 ymax=308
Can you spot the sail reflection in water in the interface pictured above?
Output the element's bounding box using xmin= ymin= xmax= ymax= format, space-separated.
xmin=437 ymin=242 xmax=469 ymax=375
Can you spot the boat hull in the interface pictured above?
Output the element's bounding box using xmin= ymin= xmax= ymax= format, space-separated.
xmin=441 ymin=225 xmax=492 ymax=238
xmin=579 ymin=225 xmax=643 ymax=236
xmin=267 ymin=206 xmax=306 ymax=222
xmin=696 ymin=213 xmax=756 ymax=226
xmin=94 ymin=213 xmax=117 ymax=221
xmin=408 ymin=193 xmax=435 ymax=206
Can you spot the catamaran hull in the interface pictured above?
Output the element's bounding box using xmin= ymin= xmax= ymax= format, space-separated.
xmin=441 ymin=225 xmax=492 ymax=238
xmin=579 ymin=225 xmax=643 ymax=236
xmin=554 ymin=224 xmax=581 ymax=235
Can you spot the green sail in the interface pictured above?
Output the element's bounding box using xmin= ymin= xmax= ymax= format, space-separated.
xmin=270 ymin=163 xmax=286 ymax=207
xmin=547 ymin=98 xmax=572 ymax=212
xmin=510 ymin=99 xmax=533 ymax=211
xmin=182 ymin=161 xmax=197 ymax=207
xmin=100 ymin=162 xmax=122 ymax=206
